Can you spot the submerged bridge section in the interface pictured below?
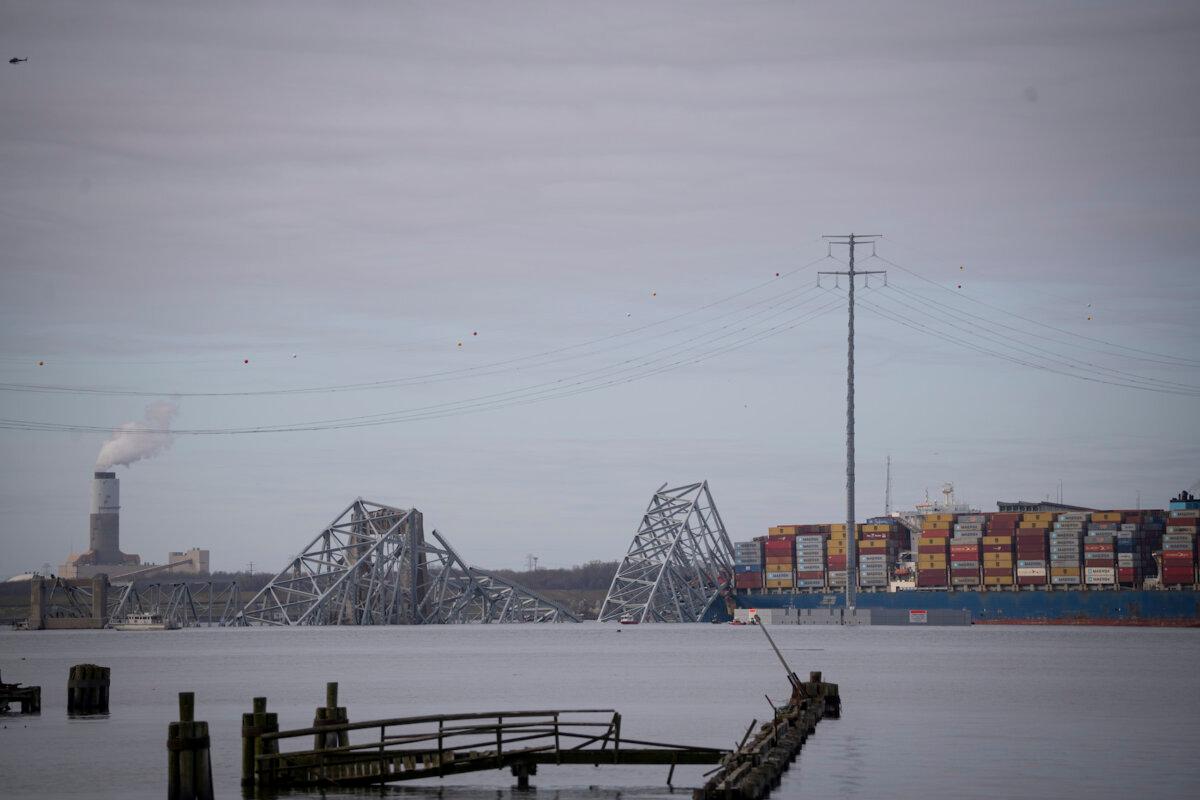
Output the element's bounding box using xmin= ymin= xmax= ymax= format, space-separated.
xmin=239 ymin=499 xmax=578 ymax=625
xmin=599 ymin=481 xmax=735 ymax=623
xmin=26 ymin=575 xmax=241 ymax=629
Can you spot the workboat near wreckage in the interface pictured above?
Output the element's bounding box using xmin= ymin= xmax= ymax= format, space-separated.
xmin=111 ymin=612 xmax=178 ymax=631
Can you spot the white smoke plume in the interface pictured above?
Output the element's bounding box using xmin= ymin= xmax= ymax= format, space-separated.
xmin=95 ymin=400 xmax=179 ymax=470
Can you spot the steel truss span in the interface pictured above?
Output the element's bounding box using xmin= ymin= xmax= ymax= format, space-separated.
xmin=110 ymin=581 xmax=243 ymax=627
xmin=239 ymin=499 xmax=579 ymax=625
xmin=599 ymin=481 xmax=735 ymax=623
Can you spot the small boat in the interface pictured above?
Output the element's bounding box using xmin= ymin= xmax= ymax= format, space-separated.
xmin=112 ymin=612 xmax=177 ymax=631
xmin=618 ymin=613 xmax=639 ymax=625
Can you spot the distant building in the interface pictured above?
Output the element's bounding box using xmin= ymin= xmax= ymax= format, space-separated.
xmin=168 ymin=548 xmax=210 ymax=575
xmin=995 ymin=500 xmax=1094 ymax=514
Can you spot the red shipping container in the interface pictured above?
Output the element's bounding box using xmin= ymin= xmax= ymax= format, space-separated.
xmin=1084 ymin=543 xmax=1113 ymax=552
xmin=735 ymin=576 xmax=762 ymax=589
xmin=859 ymin=531 xmax=890 ymax=540
xmin=1017 ymin=576 xmax=1047 ymax=585
xmin=950 ymin=568 xmax=979 ymax=577
xmin=795 ymin=570 xmax=825 ymax=580
xmin=1086 ymin=558 xmax=1115 ymax=567
xmin=1162 ymin=551 xmax=1195 ymax=561
xmin=923 ymin=527 xmax=952 ymax=534
xmin=983 ymin=567 xmax=1012 ymax=577
xmin=950 ymin=546 xmax=979 ymax=555
xmin=764 ymin=539 xmax=794 ymax=552
xmin=982 ymin=543 xmax=1012 ymax=552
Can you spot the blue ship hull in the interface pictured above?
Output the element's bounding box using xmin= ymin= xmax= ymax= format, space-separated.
xmin=732 ymin=589 xmax=1200 ymax=624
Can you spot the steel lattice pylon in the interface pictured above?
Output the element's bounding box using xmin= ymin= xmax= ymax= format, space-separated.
xmin=239 ymin=499 xmax=578 ymax=625
xmin=598 ymin=481 xmax=735 ymax=623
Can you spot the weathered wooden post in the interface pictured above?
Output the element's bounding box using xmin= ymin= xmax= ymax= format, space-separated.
xmin=313 ymin=681 xmax=349 ymax=751
xmin=167 ymin=691 xmax=214 ymax=800
xmin=67 ymin=663 xmax=110 ymax=714
xmin=242 ymin=695 xmax=278 ymax=789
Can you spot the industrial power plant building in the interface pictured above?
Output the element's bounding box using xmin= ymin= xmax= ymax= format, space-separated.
xmin=59 ymin=471 xmax=209 ymax=579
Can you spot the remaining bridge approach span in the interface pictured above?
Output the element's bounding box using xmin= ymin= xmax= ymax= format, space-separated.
xmin=239 ymin=499 xmax=578 ymax=625
xmin=599 ymin=481 xmax=735 ymax=623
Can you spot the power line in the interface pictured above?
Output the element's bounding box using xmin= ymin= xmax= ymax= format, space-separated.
xmin=0 ymin=254 xmax=839 ymax=398
xmin=876 ymin=284 xmax=1200 ymax=393
xmin=855 ymin=293 xmax=1200 ymax=397
xmin=871 ymin=240 xmax=1200 ymax=367
xmin=0 ymin=291 xmax=849 ymax=435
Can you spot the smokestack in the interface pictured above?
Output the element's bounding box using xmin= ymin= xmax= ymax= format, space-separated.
xmin=89 ymin=471 xmax=120 ymax=563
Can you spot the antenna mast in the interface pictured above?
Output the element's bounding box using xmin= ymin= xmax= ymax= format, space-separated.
xmin=819 ymin=233 xmax=884 ymax=611
xmin=885 ymin=454 xmax=892 ymax=516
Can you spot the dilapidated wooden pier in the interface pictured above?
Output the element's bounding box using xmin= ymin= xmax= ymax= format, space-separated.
xmin=243 ymin=700 xmax=726 ymax=791
xmin=0 ymin=669 xmax=41 ymax=715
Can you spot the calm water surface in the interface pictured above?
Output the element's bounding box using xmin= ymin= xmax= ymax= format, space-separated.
xmin=1 ymin=623 xmax=1198 ymax=799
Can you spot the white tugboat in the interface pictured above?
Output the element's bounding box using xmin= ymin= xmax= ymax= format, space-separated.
xmin=111 ymin=612 xmax=177 ymax=631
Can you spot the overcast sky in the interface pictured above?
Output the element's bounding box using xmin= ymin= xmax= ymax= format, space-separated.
xmin=1 ymin=1 xmax=1198 ymax=577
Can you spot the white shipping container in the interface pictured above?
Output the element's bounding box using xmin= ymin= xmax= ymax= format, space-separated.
xmin=765 ymin=571 xmax=792 ymax=580
xmin=1016 ymin=567 xmax=1047 ymax=577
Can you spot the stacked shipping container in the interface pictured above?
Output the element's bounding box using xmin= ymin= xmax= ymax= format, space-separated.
xmin=1084 ymin=512 xmax=1119 ymax=587
xmin=795 ymin=532 xmax=825 ymax=589
xmin=763 ymin=529 xmax=795 ymax=589
xmin=857 ymin=522 xmax=892 ymax=588
xmin=733 ymin=539 xmax=763 ymax=590
xmin=827 ymin=525 xmax=848 ymax=589
xmin=1049 ymin=512 xmax=1084 ymax=587
xmin=917 ymin=513 xmax=952 ymax=587
xmin=1162 ymin=504 xmax=1197 ymax=585
xmin=738 ymin=502 xmax=1197 ymax=596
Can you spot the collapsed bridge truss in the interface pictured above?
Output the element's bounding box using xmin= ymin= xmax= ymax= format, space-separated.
xmin=599 ymin=481 xmax=735 ymax=623
xmin=239 ymin=499 xmax=578 ymax=625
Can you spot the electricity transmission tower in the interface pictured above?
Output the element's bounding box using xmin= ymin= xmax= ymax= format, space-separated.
xmin=819 ymin=233 xmax=885 ymax=610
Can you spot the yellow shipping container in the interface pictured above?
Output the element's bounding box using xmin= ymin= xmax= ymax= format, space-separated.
xmin=826 ymin=547 xmax=847 ymax=556
xmin=984 ymin=576 xmax=1015 ymax=585
xmin=917 ymin=555 xmax=947 ymax=565
xmin=917 ymin=537 xmax=948 ymax=547
xmin=1023 ymin=513 xmax=1054 ymax=522
xmin=1018 ymin=521 xmax=1049 ymax=529
xmin=861 ymin=524 xmax=891 ymax=533
xmin=765 ymin=579 xmax=794 ymax=589
xmin=1091 ymin=512 xmax=1121 ymax=522
xmin=829 ymin=523 xmax=847 ymax=532
xmin=859 ymin=540 xmax=887 ymax=551
xmin=982 ymin=535 xmax=1013 ymax=545
xmin=925 ymin=513 xmax=954 ymax=523
xmin=1051 ymin=567 xmax=1080 ymax=576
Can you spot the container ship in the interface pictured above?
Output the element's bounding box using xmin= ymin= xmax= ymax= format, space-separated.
xmin=731 ymin=490 xmax=1200 ymax=625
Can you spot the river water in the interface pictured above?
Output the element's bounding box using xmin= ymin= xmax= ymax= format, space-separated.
xmin=1 ymin=623 xmax=1198 ymax=799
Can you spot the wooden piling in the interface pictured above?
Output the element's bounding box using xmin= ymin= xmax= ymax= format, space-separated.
xmin=167 ymin=692 xmax=213 ymax=800
xmin=313 ymin=681 xmax=349 ymax=751
xmin=242 ymin=696 xmax=278 ymax=789
xmin=693 ymin=673 xmax=843 ymax=800
xmin=67 ymin=663 xmax=109 ymax=714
